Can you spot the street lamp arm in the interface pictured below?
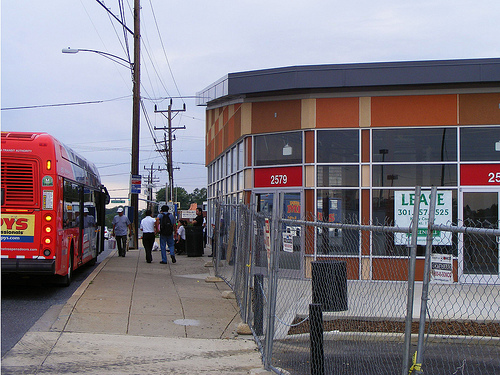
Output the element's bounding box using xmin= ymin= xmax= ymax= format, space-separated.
xmin=62 ymin=48 xmax=132 ymax=69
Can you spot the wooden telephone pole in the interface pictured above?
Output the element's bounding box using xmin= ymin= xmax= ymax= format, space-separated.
xmin=154 ymin=101 xmax=185 ymax=203
xmin=130 ymin=0 xmax=141 ymax=249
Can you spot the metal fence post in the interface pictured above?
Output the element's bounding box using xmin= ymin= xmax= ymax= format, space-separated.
xmin=213 ymin=195 xmax=223 ymax=276
xmin=403 ymin=187 xmax=421 ymax=375
xmin=412 ymin=186 xmax=437 ymax=374
xmin=310 ymin=303 xmax=325 ymax=375
xmin=263 ymin=193 xmax=282 ymax=369
xmin=242 ymin=204 xmax=253 ymax=324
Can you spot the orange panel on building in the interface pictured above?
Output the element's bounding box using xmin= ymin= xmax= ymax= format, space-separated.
xmin=372 ymin=258 xmax=411 ymax=281
xmin=252 ymin=100 xmax=301 ymax=133
xmin=223 ymin=107 xmax=228 ymax=125
xmin=372 ymin=95 xmax=457 ymax=127
xmin=361 ymin=129 xmax=370 ymax=163
xmin=459 ymin=93 xmax=500 ymax=125
xmin=233 ymin=107 xmax=242 ymax=142
xmin=316 ymin=97 xmax=359 ymax=128
xmin=305 ymin=131 xmax=315 ymax=163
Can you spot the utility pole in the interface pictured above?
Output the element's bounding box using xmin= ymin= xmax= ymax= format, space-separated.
xmin=144 ymin=164 xmax=166 ymax=211
xmin=92 ymin=0 xmax=141 ymax=248
xmin=130 ymin=0 xmax=141 ymax=249
xmin=154 ymin=101 xmax=186 ymax=203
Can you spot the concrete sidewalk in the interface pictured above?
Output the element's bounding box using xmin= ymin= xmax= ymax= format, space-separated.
xmin=2 ymin=246 xmax=269 ymax=374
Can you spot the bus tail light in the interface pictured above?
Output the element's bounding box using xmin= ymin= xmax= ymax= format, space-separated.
xmin=44 ymin=213 xmax=53 ymax=222
xmin=44 ymin=225 xmax=53 ymax=233
xmin=43 ymin=249 xmax=52 ymax=257
xmin=43 ymin=237 xmax=52 ymax=245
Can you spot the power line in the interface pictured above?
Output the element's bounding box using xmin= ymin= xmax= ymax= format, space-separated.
xmin=67 ymin=138 xmax=131 ymax=145
xmin=147 ymin=0 xmax=183 ymax=102
xmin=1 ymin=96 xmax=131 ymax=111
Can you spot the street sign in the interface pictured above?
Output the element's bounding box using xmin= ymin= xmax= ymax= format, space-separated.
xmin=111 ymin=200 xmax=126 ymax=204
xmin=131 ymin=174 xmax=142 ymax=194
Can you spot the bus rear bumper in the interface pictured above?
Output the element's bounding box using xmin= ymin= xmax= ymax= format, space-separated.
xmin=1 ymin=258 xmax=56 ymax=274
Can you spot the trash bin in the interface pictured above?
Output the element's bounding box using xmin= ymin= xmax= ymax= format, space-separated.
xmin=186 ymin=226 xmax=204 ymax=257
xmin=311 ymin=260 xmax=348 ymax=312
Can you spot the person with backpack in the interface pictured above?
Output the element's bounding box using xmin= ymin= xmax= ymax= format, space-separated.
xmin=155 ymin=205 xmax=176 ymax=264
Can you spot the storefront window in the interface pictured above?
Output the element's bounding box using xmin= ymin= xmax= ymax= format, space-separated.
xmin=317 ymin=165 xmax=359 ymax=187
xmin=232 ymin=147 xmax=237 ymax=173
xmin=254 ymin=131 xmax=302 ymax=166
xmin=372 ymin=189 xmax=458 ymax=257
xmin=461 ymin=126 xmax=500 ymax=161
xmin=238 ymin=141 xmax=244 ymax=170
xmin=372 ymin=164 xmax=457 ymax=187
xmin=238 ymin=171 xmax=244 ymax=191
xmin=317 ymin=129 xmax=359 ymax=163
xmin=316 ymin=189 xmax=359 ymax=255
xmin=373 ymin=128 xmax=457 ymax=162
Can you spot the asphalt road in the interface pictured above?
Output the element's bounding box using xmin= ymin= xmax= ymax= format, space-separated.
xmin=1 ymin=243 xmax=113 ymax=357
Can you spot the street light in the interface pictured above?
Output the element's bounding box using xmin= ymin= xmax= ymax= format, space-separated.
xmin=62 ymin=45 xmax=141 ymax=249
xmin=62 ymin=48 xmax=132 ymax=69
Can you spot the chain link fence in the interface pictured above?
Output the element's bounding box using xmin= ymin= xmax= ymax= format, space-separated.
xmin=211 ymin=188 xmax=500 ymax=375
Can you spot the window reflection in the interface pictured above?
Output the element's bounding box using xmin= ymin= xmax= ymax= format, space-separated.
xmin=461 ymin=126 xmax=500 ymax=162
xmin=373 ymin=165 xmax=457 ymax=187
xmin=254 ymin=131 xmax=302 ymax=166
xmin=372 ymin=189 xmax=458 ymax=257
xmin=63 ymin=181 xmax=80 ymax=229
xmin=316 ymin=189 xmax=359 ymax=255
xmin=317 ymin=129 xmax=359 ymax=163
xmin=317 ymin=165 xmax=359 ymax=187
xmin=373 ymin=128 xmax=457 ymax=162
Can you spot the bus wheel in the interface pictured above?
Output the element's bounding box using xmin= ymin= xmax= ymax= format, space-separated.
xmin=59 ymin=248 xmax=74 ymax=287
xmin=87 ymin=254 xmax=97 ymax=266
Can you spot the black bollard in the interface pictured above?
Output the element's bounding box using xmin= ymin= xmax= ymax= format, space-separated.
xmin=253 ymin=273 xmax=264 ymax=336
xmin=310 ymin=303 xmax=324 ymax=375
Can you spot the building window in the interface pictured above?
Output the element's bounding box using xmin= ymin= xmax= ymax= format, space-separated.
xmin=317 ymin=165 xmax=359 ymax=187
xmin=373 ymin=128 xmax=457 ymax=162
xmin=238 ymin=171 xmax=244 ymax=190
xmin=226 ymin=152 xmax=230 ymax=176
xmin=317 ymin=129 xmax=359 ymax=163
xmin=372 ymin=164 xmax=457 ymax=187
xmin=316 ymin=189 xmax=359 ymax=255
xmin=460 ymin=126 xmax=500 ymax=162
xmin=231 ymin=147 xmax=237 ymax=173
xmin=254 ymin=131 xmax=302 ymax=166
xmin=238 ymin=141 xmax=244 ymax=170
xmin=372 ymin=189 xmax=458 ymax=257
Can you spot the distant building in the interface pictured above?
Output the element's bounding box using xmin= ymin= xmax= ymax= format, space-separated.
xmin=198 ymin=58 xmax=500 ymax=283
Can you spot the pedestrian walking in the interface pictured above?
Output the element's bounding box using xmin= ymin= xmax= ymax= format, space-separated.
xmin=112 ymin=207 xmax=131 ymax=257
xmin=140 ymin=209 xmax=156 ymax=263
xmin=155 ymin=205 xmax=176 ymax=264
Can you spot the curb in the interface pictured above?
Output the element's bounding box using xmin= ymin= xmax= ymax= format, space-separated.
xmin=50 ymin=249 xmax=117 ymax=332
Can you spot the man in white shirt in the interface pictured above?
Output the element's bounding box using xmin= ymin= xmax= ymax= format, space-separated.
xmin=140 ymin=209 xmax=156 ymax=263
xmin=175 ymin=220 xmax=187 ymax=255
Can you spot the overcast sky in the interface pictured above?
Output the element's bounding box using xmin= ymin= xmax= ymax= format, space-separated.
xmin=2 ymin=0 xmax=499 ymax=208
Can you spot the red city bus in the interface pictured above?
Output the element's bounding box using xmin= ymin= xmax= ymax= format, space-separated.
xmin=1 ymin=132 xmax=109 ymax=285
